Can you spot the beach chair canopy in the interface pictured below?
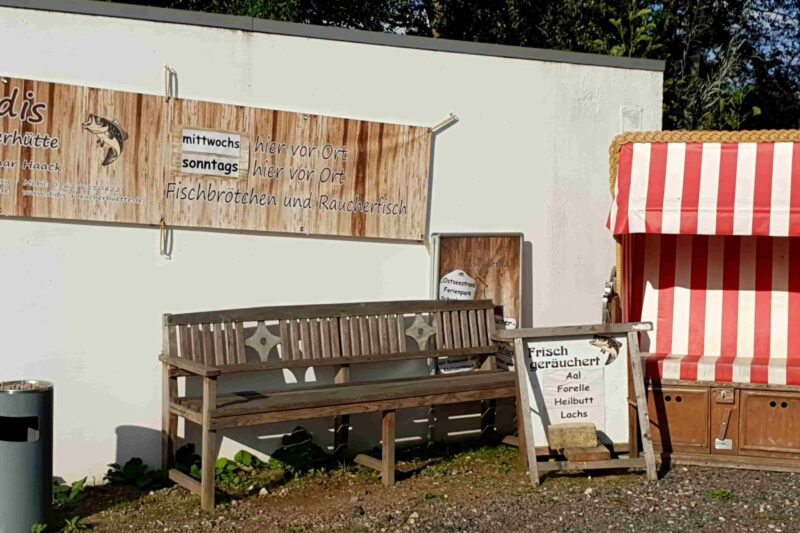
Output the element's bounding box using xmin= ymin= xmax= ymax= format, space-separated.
xmin=608 ymin=132 xmax=800 ymax=386
xmin=608 ymin=139 xmax=800 ymax=237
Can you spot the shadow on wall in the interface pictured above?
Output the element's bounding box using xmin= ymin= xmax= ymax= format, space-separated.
xmin=115 ymin=425 xmax=162 ymax=471
xmin=522 ymin=240 xmax=533 ymax=328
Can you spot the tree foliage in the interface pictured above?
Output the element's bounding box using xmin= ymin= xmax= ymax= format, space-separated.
xmin=115 ymin=0 xmax=800 ymax=130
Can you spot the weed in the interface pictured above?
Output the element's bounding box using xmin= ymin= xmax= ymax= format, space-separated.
xmin=53 ymin=478 xmax=88 ymax=507
xmin=496 ymin=463 xmax=513 ymax=474
xmin=420 ymin=463 xmax=449 ymax=478
xmin=63 ymin=516 xmax=88 ymax=532
xmin=30 ymin=524 xmax=47 ymax=533
xmin=420 ymin=492 xmax=437 ymax=501
xmin=708 ymin=488 xmax=735 ymax=501
xmin=105 ymin=458 xmax=162 ymax=489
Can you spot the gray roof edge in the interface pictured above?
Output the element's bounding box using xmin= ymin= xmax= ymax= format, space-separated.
xmin=4 ymin=0 xmax=665 ymax=73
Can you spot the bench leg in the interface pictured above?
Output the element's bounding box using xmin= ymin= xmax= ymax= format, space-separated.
xmin=381 ymin=409 xmax=396 ymax=486
xmin=481 ymin=399 xmax=497 ymax=442
xmin=201 ymin=376 xmax=217 ymax=511
xmin=334 ymin=414 xmax=350 ymax=459
xmin=333 ymin=365 xmax=351 ymax=460
xmin=161 ymin=365 xmax=178 ymax=477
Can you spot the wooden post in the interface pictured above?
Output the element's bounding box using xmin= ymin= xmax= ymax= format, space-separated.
xmin=161 ymin=317 xmax=179 ymax=478
xmin=627 ymin=332 xmax=657 ymax=481
xmin=513 ymin=337 xmax=539 ymax=485
xmin=201 ymin=376 xmax=217 ymax=511
xmin=381 ymin=409 xmax=396 ymax=486
xmin=161 ymin=364 xmax=178 ymax=476
xmin=514 ymin=373 xmax=528 ymax=467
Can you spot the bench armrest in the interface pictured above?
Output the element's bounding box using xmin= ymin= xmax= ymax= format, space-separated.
xmin=159 ymin=355 xmax=221 ymax=377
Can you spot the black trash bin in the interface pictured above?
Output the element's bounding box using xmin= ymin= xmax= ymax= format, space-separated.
xmin=0 ymin=380 xmax=53 ymax=533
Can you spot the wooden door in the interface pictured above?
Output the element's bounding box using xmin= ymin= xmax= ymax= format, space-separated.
xmin=647 ymin=385 xmax=710 ymax=454
xmin=740 ymin=390 xmax=800 ymax=459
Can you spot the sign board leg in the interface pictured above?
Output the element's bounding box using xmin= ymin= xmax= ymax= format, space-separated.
xmin=513 ymin=337 xmax=539 ymax=485
xmin=627 ymin=332 xmax=657 ymax=481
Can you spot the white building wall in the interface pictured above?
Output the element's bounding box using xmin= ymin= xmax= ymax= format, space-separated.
xmin=0 ymin=6 xmax=662 ymax=481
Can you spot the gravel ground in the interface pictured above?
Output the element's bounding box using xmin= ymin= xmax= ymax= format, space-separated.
xmin=56 ymin=445 xmax=800 ymax=533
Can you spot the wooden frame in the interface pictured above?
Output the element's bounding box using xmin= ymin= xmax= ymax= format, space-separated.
xmin=495 ymin=323 xmax=657 ymax=484
xmin=430 ymin=232 xmax=524 ymax=448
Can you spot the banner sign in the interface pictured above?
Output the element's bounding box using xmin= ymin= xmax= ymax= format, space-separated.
xmin=523 ymin=333 xmax=628 ymax=445
xmin=0 ymin=77 xmax=431 ymax=241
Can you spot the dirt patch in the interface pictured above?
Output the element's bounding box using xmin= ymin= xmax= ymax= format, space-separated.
xmin=52 ymin=444 xmax=800 ymax=532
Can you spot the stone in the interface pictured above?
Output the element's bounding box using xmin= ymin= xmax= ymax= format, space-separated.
xmin=547 ymin=422 xmax=598 ymax=449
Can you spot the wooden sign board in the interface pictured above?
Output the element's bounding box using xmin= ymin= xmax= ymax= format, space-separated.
xmin=431 ymin=233 xmax=523 ymax=372
xmin=495 ymin=323 xmax=657 ymax=484
xmin=0 ymin=77 xmax=431 ymax=241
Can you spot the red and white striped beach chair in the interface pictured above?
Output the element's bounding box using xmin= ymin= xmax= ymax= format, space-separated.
xmin=607 ymin=130 xmax=800 ymax=470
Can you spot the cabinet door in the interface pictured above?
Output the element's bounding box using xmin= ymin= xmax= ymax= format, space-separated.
xmin=647 ymin=386 xmax=710 ymax=454
xmin=740 ymin=391 xmax=800 ymax=459
xmin=710 ymin=388 xmax=738 ymax=455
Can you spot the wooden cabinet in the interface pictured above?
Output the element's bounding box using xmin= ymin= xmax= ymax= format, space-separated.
xmin=647 ymin=385 xmax=709 ymax=454
xmin=740 ymin=391 xmax=800 ymax=459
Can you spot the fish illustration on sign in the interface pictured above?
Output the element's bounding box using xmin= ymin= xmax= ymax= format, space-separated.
xmin=82 ymin=114 xmax=128 ymax=166
xmin=590 ymin=335 xmax=621 ymax=365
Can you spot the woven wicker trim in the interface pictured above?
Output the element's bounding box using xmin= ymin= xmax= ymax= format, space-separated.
xmin=608 ymin=130 xmax=800 ymax=198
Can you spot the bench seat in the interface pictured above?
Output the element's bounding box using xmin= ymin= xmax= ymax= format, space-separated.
xmin=175 ymin=371 xmax=516 ymax=428
xmin=643 ymin=353 xmax=800 ymax=386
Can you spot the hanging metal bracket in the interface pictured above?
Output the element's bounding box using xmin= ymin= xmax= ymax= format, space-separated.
xmin=160 ymin=218 xmax=172 ymax=259
xmin=432 ymin=113 xmax=458 ymax=134
xmin=164 ymin=65 xmax=177 ymax=102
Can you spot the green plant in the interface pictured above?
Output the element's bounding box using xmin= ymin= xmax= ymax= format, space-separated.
xmin=105 ymin=458 xmax=162 ymax=489
xmin=708 ymin=488 xmax=735 ymax=501
xmin=496 ymin=463 xmax=513 ymax=474
xmin=30 ymin=524 xmax=47 ymax=533
xmin=214 ymin=456 xmax=254 ymax=487
xmin=53 ymin=478 xmax=88 ymax=507
xmin=63 ymin=516 xmax=88 ymax=532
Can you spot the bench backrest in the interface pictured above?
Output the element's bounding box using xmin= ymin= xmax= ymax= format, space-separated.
xmin=163 ymin=300 xmax=497 ymax=371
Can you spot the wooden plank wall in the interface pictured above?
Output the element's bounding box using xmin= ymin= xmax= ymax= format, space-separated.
xmin=0 ymin=77 xmax=431 ymax=241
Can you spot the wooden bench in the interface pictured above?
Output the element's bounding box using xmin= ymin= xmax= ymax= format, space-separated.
xmin=160 ymin=300 xmax=517 ymax=510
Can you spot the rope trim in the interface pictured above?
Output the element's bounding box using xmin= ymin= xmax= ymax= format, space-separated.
xmin=608 ymin=130 xmax=800 ymax=198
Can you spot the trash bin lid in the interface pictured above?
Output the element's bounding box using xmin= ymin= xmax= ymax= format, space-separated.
xmin=0 ymin=380 xmax=54 ymax=394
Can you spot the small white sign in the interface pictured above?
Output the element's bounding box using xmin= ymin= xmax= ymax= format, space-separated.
xmin=438 ymin=270 xmax=476 ymax=301
xmin=523 ymin=334 xmax=628 ymax=446
xmin=180 ymin=129 xmax=242 ymax=178
xmin=495 ymin=316 xmax=517 ymax=369
xmin=180 ymin=152 xmax=241 ymax=178
xmin=715 ymin=438 xmax=733 ymax=450
xmin=182 ymin=129 xmax=241 ymax=157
